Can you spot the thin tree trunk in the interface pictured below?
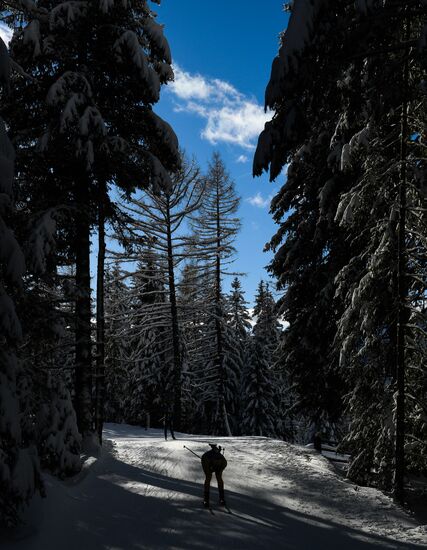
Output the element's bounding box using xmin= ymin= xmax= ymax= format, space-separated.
xmin=74 ymin=173 xmax=93 ymax=440
xmin=222 ymin=402 xmax=232 ymax=437
xmin=95 ymin=189 xmax=106 ymax=444
xmin=166 ymin=197 xmax=182 ymax=431
xmin=215 ymin=179 xmax=232 ymax=437
xmin=394 ymin=8 xmax=410 ymax=504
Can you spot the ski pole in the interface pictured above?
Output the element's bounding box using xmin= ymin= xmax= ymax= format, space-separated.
xmin=183 ymin=445 xmax=201 ymax=459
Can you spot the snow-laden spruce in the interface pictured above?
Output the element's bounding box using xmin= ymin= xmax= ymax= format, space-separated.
xmin=4 ymin=0 xmax=180 ymax=448
xmin=224 ymin=277 xmax=251 ymax=433
xmin=241 ymin=281 xmax=281 ymax=437
xmin=105 ymin=153 xmax=203 ymax=431
xmin=253 ymin=0 xmax=427 ymax=493
xmin=189 ymin=153 xmax=241 ymax=436
xmin=0 ymin=34 xmax=41 ymax=528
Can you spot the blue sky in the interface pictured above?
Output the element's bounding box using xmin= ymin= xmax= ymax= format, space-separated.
xmin=0 ymin=3 xmax=290 ymax=306
xmin=154 ymin=1 xmax=290 ymax=304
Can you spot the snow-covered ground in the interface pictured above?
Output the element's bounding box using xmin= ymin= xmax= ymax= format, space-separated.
xmin=2 ymin=423 xmax=426 ymax=549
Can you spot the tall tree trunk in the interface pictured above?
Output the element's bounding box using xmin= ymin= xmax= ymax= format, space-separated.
xmin=166 ymin=197 xmax=182 ymax=431
xmin=215 ymin=180 xmax=231 ymax=436
xmin=95 ymin=188 xmax=106 ymax=444
xmin=394 ymin=8 xmax=410 ymax=503
xmin=74 ymin=173 xmax=93 ymax=440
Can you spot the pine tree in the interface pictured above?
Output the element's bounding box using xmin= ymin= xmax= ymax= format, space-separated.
xmin=1 ymin=3 xmax=84 ymax=464
xmin=332 ymin=4 xmax=427 ymax=493
xmin=118 ymin=154 xmax=203 ymax=429
xmin=253 ymin=1 xmax=353 ymax=432
xmin=125 ymin=257 xmax=168 ymax=426
xmin=103 ymin=263 xmax=131 ymax=423
xmin=36 ymin=373 xmax=81 ymax=477
xmin=254 ymin=1 xmax=427 ymax=497
xmin=176 ymin=261 xmax=205 ymax=430
xmin=5 ymin=0 xmax=180 ymax=442
xmin=21 ymin=272 xmax=82 ymax=476
xmin=226 ymin=277 xmax=251 ymax=433
xmin=190 ymin=153 xmax=241 ymax=435
xmin=241 ymin=282 xmax=280 ymax=437
xmin=0 ymin=34 xmax=41 ymax=527
xmin=228 ymin=278 xmax=251 ymax=340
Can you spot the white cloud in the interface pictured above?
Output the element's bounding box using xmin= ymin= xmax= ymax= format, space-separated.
xmin=0 ymin=23 xmax=13 ymax=46
xmin=246 ymin=192 xmax=273 ymax=209
xmin=169 ymin=64 xmax=272 ymax=150
xmin=170 ymin=67 xmax=213 ymax=101
xmin=170 ymin=65 xmax=242 ymax=103
xmin=237 ymin=155 xmax=249 ymax=164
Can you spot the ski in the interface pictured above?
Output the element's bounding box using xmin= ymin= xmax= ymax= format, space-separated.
xmin=203 ymin=502 xmax=214 ymax=514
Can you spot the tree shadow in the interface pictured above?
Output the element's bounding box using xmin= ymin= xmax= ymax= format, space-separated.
xmin=40 ymin=452 xmax=427 ymax=548
xmin=2 ymin=438 xmax=424 ymax=550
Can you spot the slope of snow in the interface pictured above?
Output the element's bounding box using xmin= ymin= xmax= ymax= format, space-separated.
xmin=2 ymin=423 xmax=426 ymax=549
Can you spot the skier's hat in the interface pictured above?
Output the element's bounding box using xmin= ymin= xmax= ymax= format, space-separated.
xmin=208 ymin=443 xmax=222 ymax=451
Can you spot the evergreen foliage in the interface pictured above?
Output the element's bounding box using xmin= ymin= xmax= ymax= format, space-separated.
xmin=3 ymin=0 xmax=423 ymax=525
xmin=225 ymin=277 xmax=251 ymax=432
xmin=0 ymin=33 xmax=41 ymax=527
xmin=108 ymin=154 xmax=203 ymax=429
xmin=104 ymin=263 xmax=131 ymax=423
xmin=254 ymin=0 xmax=427 ymax=492
xmin=3 ymin=0 xmax=180 ymax=441
xmin=189 ymin=153 xmax=241 ymax=435
xmin=241 ymin=281 xmax=280 ymax=437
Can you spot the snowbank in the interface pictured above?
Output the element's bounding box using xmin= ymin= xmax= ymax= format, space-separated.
xmin=1 ymin=423 xmax=425 ymax=549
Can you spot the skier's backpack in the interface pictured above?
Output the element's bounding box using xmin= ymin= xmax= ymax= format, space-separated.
xmin=202 ymin=444 xmax=227 ymax=473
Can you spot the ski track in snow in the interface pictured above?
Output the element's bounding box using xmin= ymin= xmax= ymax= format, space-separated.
xmin=2 ymin=423 xmax=426 ymax=550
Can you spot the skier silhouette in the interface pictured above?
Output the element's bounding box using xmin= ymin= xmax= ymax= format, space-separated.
xmin=201 ymin=443 xmax=227 ymax=507
xmin=313 ymin=431 xmax=322 ymax=452
xmin=162 ymin=403 xmax=176 ymax=440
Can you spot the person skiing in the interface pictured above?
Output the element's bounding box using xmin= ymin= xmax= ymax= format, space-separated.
xmin=313 ymin=431 xmax=322 ymax=453
xmin=162 ymin=403 xmax=176 ymax=441
xmin=201 ymin=443 xmax=227 ymax=507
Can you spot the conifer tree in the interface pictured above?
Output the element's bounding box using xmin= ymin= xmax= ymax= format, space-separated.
xmin=226 ymin=277 xmax=251 ymax=432
xmin=5 ymin=0 xmax=180 ymax=441
xmin=116 ymin=154 xmax=203 ymax=429
xmin=332 ymin=4 xmax=427 ymax=494
xmin=23 ymin=273 xmax=82 ymax=476
xmin=36 ymin=373 xmax=81 ymax=477
xmin=125 ymin=257 xmax=168 ymax=426
xmin=241 ymin=281 xmax=280 ymax=437
xmin=254 ymin=0 xmax=427 ymax=497
xmin=190 ymin=153 xmax=241 ymax=435
xmin=228 ymin=278 xmax=251 ymax=335
xmin=176 ymin=261 xmax=205 ymax=429
xmin=253 ymin=1 xmax=352 ymax=431
xmin=0 ymin=34 xmax=41 ymax=527
xmin=103 ymin=263 xmax=131 ymax=423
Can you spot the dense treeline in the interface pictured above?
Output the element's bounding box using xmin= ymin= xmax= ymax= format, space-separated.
xmin=0 ymin=0 xmax=182 ymax=525
xmin=0 ymin=1 xmax=287 ymax=526
xmin=1 ymin=0 xmax=425 ymax=529
xmin=255 ymin=0 xmax=427 ymax=500
xmin=101 ymin=152 xmax=288 ymax=440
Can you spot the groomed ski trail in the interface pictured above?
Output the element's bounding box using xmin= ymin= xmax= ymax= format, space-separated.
xmin=2 ymin=423 xmax=426 ymax=550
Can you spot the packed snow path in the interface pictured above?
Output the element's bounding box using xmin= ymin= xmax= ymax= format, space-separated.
xmin=3 ymin=424 xmax=426 ymax=549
